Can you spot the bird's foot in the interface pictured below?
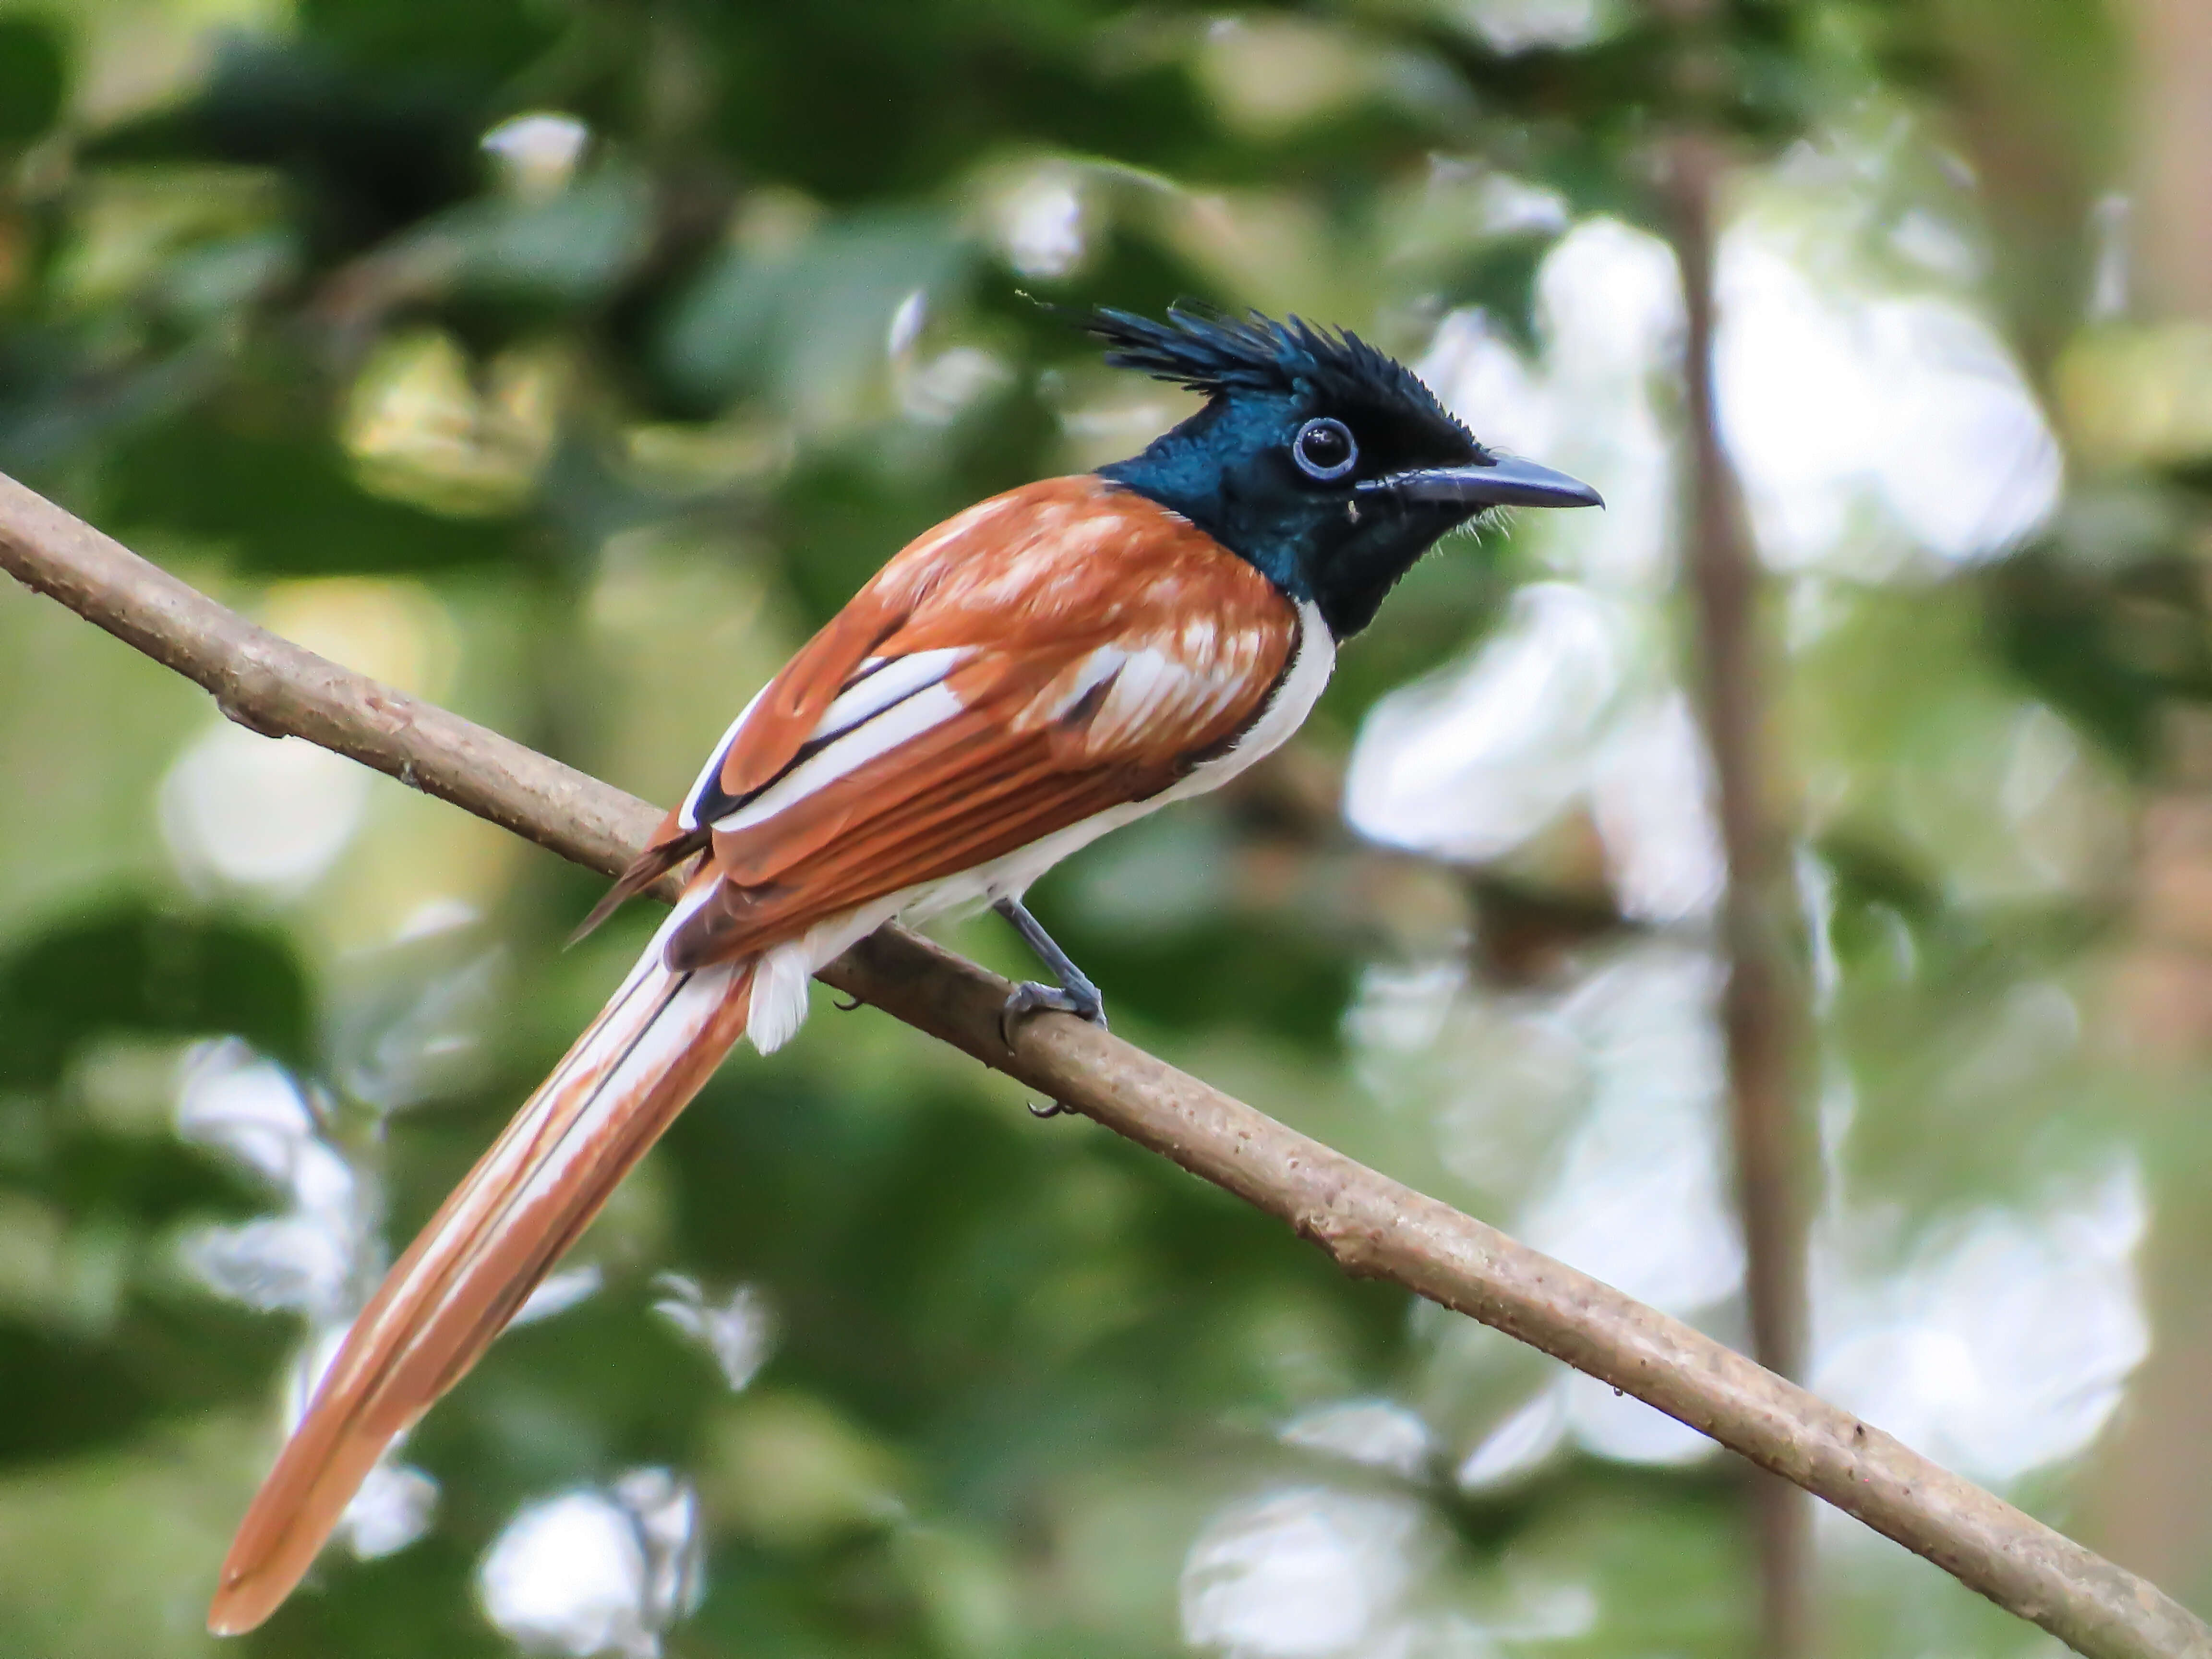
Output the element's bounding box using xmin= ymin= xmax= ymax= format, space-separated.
xmin=999 ymin=980 xmax=1107 ymax=1118
xmin=998 ymin=978 xmax=1107 ymax=1045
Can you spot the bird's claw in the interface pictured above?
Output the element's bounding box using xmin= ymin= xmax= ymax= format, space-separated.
xmin=998 ymin=979 xmax=1106 ymax=1047
xmin=999 ymin=979 xmax=1106 ymax=1119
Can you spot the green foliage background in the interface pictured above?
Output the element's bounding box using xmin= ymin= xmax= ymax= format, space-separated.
xmin=0 ymin=1 xmax=2206 ymax=1656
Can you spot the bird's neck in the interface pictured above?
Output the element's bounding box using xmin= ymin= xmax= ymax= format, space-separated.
xmin=1096 ymin=417 xmax=1313 ymax=605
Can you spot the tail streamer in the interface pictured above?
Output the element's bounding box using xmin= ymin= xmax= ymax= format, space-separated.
xmin=208 ymin=918 xmax=756 ymax=1635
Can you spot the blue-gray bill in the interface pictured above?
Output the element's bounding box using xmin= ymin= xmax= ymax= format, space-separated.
xmin=1366 ymin=455 xmax=1605 ymax=511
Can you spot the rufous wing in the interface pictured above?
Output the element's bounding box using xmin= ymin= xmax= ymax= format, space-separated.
xmin=664 ymin=477 xmax=1302 ymax=962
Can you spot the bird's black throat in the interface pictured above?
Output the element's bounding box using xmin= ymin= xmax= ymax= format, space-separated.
xmin=1098 ymin=389 xmax=1484 ymax=641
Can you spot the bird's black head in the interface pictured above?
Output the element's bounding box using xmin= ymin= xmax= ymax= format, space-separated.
xmin=1087 ymin=305 xmax=1600 ymax=639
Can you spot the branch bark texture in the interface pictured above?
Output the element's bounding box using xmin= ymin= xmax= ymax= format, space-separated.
xmin=2 ymin=469 xmax=2206 ymax=1659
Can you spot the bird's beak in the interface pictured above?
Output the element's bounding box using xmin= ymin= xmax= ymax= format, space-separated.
xmin=1363 ymin=455 xmax=1604 ymax=511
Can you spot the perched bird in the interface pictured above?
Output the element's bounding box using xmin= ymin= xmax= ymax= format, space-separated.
xmin=206 ymin=305 xmax=1599 ymax=1634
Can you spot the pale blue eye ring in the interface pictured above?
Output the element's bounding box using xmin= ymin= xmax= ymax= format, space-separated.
xmin=1293 ymin=417 xmax=1358 ymax=481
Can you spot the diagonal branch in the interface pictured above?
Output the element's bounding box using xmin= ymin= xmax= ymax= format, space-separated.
xmin=1 ymin=468 xmax=2205 ymax=1659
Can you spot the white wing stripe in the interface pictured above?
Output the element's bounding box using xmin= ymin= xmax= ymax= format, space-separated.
xmin=680 ymin=650 xmax=969 ymax=832
xmin=713 ymin=680 xmax=966 ymax=833
xmin=812 ymin=647 xmax=966 ymax=743
xmin=678 ymin=683 xmax=771 ymax=830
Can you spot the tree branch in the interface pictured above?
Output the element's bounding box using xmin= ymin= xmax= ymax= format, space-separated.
xmin=2 ymin=469 xmax=2205 ymax=1659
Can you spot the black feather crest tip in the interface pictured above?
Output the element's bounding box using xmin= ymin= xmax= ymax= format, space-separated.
xmin=1081 ymin=303 xmax=1470 ymax=440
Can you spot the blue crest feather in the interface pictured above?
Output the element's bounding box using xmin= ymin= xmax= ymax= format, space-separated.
xmin=1079 ymin=303 xmax=1472 ymax=447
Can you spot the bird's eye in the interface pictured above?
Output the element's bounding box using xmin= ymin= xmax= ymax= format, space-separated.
xmin=1292 ymin=417 xmax=1358 ymax=482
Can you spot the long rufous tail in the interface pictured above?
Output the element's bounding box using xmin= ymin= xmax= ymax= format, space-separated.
xmin=207 ymin=900 xmax=756 ymax=1635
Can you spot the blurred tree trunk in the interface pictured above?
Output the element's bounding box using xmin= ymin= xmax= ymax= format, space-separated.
xmin=1929 ymin=0 xmax=2121 ymax=372
xmin=2123 ymin=0 xmax=2212 ymax=318
xmin=1669 ymin=145 xmax=1812 ymax=1659
xmin=1650 ymin=2 xmax=1815 ymax=1646
xmin=2096 ymin=745 xmax=2212 ymax=1613
xmin=2089 ymin=0 xmax=2212 ymax=1616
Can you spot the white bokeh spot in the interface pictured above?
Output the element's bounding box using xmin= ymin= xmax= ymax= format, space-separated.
xmin=161 ymin=722 xmax=371 ymax=894
xmin=479 ymin=1471 xmax=703 ymax=1659
xmin=1182 ymin=1488 xmax=1424 ymax=1659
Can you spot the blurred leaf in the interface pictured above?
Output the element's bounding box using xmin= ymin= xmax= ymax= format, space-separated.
xmin=0 ymin=333 xmax=223 ymax=480
xmin=765 ymin=456 xmax=986 ymax=630
xmin=0 ymin=1293 xmax=284 ymax=1469
xmin=984 ymin=221 xmax=1226 ymax=341
xmin=0 ymin=16 xmax=66 ymax=149
xmin=1985 ymin=546 xmax=2212 ymax=773
xmin=247 ymin=1537 xmax=512 ymax=1659
xmin=40 ymin=1128 xmax=263 ymax=1228
xmin=0 ymin=1320 xmax=152 ymax=1467
xmin=1817 ymin=827 xmax=1946 ymax=934
xmin=0 ymin=904 xmax=309 ymax=1090
xmin=92 ymin=38 xmax=485 ymax=261
xmin=299 ymin=0 xmax=563 ymax=82
xmin=703 ymin=3 xmax=1216 ymax=202
xmin=657 ymin=209 xmax=970 ymax=418
xmin=107 ymin=409 xmax=530 ymax=574
xmin=1038 ymin=901 xmax=1355 ymax=1053
xmin=437 ymin=168 xmax=654 ymax=303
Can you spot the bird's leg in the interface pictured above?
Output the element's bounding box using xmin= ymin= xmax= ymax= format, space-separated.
xmin=994 ymin=897 xmax=1106 ymax=1118
xmin=995 ymin=897 xmax=1107 ymax=1032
